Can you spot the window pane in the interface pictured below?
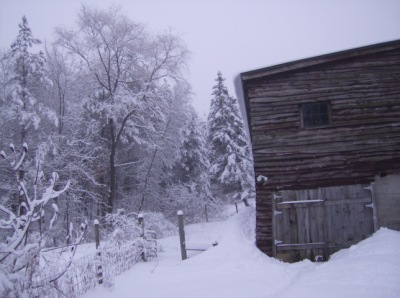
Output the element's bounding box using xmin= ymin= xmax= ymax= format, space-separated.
xmin=301 ymin=102 xmax=330 ymax=128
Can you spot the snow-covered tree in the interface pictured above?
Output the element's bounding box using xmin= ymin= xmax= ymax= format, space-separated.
xmin=45 ymin=44 xmax=82 ymax=136
xmin=44 ymin=43 xmax=104 ymax=240
xmin=173 ymin=109 xmax=211 ymax=200
xmin=9 ymin=16 xmax=55 ymax=144
xmin=0 ymin=50 xmax=15 ymax=148
xmin=133 ymin=82 xmax=192 ymax=212
xmin=55 ymin=5 xmax=190 ymax=214
xmin=0 ymin=17 xmax=58 ymax=243
xmin=207 ymin=72 xmax=254 ymax=202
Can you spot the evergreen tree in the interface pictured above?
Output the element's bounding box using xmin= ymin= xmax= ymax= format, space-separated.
xmin=207 ymin=71 xmax=254 ymax=202
xmin=173 ymin=110 xmax=211 ymax=199
xmin=10 ymin=16 xmax=53 ymax=144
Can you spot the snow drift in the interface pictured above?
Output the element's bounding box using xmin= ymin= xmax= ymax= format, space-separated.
xmin=84 ymin=207 xmax=400 ymax=298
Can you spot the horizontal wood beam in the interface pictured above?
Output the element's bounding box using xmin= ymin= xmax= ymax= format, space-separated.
xmin=186 ymin=248 xmax=207 ymax=252
xmin=276 ymin=242 xmax=326 ymax=251
xmin=276 ymin=197 xmax=371 ymax=209
xmin=276 ymin=239 xmax=363 ymax=252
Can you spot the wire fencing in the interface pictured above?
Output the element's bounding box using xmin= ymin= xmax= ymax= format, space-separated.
xmin=19 ymin=236 xmax=157 ymax=298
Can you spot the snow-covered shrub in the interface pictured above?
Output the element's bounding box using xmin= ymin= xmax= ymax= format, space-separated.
xmin=163 ymin=183 xmax=221 ymax=224
xmin=104 ymin=209 xmax=141 ymax=246
xmin=103 ymin=209 xmax=175 ymax=241
xmin=0 ymin=143 xmax=86 ymax=297
xmin=141 ymin=211 xmax=177 ymax=238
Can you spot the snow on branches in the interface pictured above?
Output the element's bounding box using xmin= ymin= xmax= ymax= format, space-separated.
xmin=0 ymin=143 xmax=85 ymax=297
xmin=207 ymin=72 xmax=255 ymax=202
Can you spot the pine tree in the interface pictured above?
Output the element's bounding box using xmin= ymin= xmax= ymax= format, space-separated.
xmin=207 ymin=71 xmax=254 ymax=202
xmin=10 ymin=16 xmax=51 ymax=144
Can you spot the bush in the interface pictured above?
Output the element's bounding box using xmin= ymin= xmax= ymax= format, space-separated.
xmin=104 ymin=209 xmax=141 ymax=246
xmin=141 ymin=212 xmax=177 ymax=238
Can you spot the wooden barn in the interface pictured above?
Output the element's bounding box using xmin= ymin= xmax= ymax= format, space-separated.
xmin=236 ymin=39 xmax=400 ymax=262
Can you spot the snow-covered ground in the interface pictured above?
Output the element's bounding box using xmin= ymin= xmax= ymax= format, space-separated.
xmin=83 ymin=207 xmax=400 ymax=298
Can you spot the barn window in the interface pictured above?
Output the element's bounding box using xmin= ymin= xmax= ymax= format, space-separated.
xmin=300 ymin=101 xmax=331 ymax=128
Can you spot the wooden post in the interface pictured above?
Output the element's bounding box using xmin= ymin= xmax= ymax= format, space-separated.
xmin=94 ymin=219 xmax=103 ymax=284
xmin=272 ymin=192 xmax=283 ymax=258
xmin=94 ymin=219 xmax=100 ymax=249
xmin=177 ymin=210 xmax=187 ymax=260
xmin=205 ymin=204 xmax=208 ymax=223
xmin=138 ymin=213 xmax=147 ymax=261
xmin=272 ymin=193 xmax=277 ymax=258
xmin=138 ymin=213 xmax=144 ymax=237
xmin=365 ymin=182 xmax=378 ymax=232
xmin=235 ymin=202 xmax=238 ymax=213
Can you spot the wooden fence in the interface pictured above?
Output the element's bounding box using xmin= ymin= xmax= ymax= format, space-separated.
xmin=273 ymin=184 xmax=375 ymax=262
xmin=177 ymin=210 xmax=220 ymax=261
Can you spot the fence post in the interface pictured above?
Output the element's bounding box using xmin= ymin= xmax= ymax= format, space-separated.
xmin=138 ymin=213 xmax=147 ymax=262
xmin=94 ymin=219 xmax=103 ymax=284
xmin=138 ymin=213 xmax=144 ymax=237
xmin=177 ymin=210 xmax=187 ymax=260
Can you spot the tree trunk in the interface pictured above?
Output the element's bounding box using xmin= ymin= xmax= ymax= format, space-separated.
xmin=108 ymin=118 xmax=116 ymax=214
xmin=20 ymin=59 xmax=27 ymax=145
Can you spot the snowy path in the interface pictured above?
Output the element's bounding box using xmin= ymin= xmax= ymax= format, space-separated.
xmin=83 ymin=208 xmax=400 ymax=298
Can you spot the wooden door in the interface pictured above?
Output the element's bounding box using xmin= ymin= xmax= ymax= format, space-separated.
xmin=273 ymin=184 xmax=375 ymax=262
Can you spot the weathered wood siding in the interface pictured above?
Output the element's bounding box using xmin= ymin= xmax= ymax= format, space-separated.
xmin=241 ymin=41 xmax=400 ymax=257
xmin=374 ymin=175 xmax=400 ymax=230
xmin=246 ymin=48 xmax=400 ymax=190
xmin=255 ymin=189 xmax=273 ymax=255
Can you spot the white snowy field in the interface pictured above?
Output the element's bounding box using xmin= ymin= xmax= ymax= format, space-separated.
xmin=83 ymin=207 xmax=400 ymax=298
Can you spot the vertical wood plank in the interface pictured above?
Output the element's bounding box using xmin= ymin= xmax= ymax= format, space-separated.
xmin=272 ymin=193 xmax=277 ymax=258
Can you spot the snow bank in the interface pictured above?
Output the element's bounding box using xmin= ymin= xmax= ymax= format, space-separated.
xmin=83 ymin=208 xmax=400 ymax=298
xmin=279 ymin=228 xmax=400 ymax=298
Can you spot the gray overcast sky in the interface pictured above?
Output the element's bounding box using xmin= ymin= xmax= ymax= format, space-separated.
xmin=1 ymin=0 xmax=399 ymax=116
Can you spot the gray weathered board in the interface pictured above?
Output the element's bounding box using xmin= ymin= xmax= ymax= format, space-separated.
xmin=273 ymin=184 xmax=375 ymax=261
